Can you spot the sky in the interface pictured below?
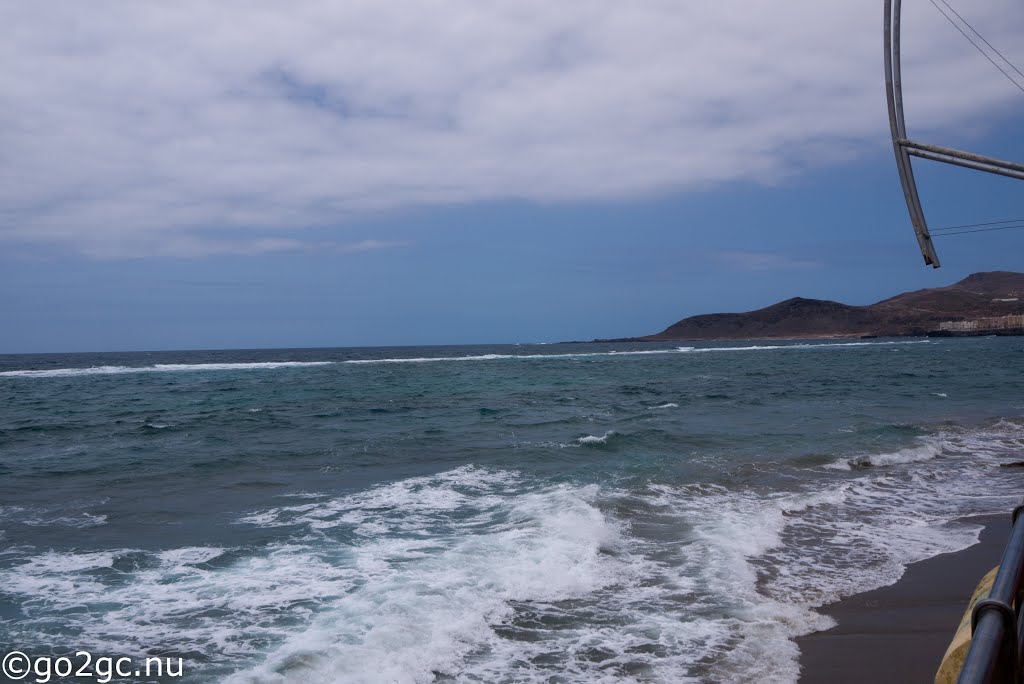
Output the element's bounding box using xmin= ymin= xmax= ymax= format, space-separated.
xmin=1 ymin=1 xmax=1023 ymax=353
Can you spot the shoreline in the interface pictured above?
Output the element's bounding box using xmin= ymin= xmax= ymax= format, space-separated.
xmin=797 ymin=513 xmax=1010 ymax=684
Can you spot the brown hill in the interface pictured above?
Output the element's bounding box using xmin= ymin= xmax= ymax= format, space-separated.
xmin=635 ymin=271 xmax=1024 ymax=341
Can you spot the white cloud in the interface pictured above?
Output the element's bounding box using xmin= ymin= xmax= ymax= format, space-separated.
xmin=711 ymin=249 xmax=822 ymax=272
xmin=72 ymin=235 xmax=411 ymax=260
xmin=1 ymin=0 xmax=1021 ymax=257
xmin=334 ymin=239 xmax=411 ymax=254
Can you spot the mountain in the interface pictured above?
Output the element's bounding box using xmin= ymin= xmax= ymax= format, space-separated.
xmin=628 ymin=271 xmax=1024 ymax=341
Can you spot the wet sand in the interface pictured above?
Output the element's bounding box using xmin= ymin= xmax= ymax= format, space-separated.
xmin=797 ymin=514 xmax=1010 ymax=684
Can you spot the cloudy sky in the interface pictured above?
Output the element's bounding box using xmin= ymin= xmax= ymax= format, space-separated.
xmin=1 ymin=0 xmax=1022 ymax=352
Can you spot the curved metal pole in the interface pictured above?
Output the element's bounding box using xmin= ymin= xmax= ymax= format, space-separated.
xmin=885 ymin=0 xmax=941 ymax=267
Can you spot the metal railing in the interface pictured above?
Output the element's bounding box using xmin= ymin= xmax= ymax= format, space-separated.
xmin=958 ymin=505 xmax=1024 ymax=683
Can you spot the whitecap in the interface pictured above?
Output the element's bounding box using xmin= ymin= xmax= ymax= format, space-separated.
xmin=575 ymin=430 xmax=617 ymax=445
xmin=22 ymin=513 xmax=108 ymax=529
xmin=837 ymin=440 xmax=944 ymax=469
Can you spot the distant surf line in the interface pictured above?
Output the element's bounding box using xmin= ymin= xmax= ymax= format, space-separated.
xmin=343 ymin=339 xmax=930 ymax=364
xmin=0 ymin=362 xmax=333 ymax=378
xmin=0 ymin=340 xmax=932 ymax=378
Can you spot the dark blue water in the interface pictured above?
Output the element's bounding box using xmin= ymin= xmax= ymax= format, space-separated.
xmin=1 ymin=338 xmax=1022 ymax=682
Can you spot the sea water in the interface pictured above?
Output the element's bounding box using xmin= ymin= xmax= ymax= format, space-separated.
xmin=1 ymin=337 xmax=1022 ymax=683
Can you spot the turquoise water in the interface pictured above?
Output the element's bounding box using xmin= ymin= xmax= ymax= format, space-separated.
xmin=1 ymin=337 xmax=1023 ymax=682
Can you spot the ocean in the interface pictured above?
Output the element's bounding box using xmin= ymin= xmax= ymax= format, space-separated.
xmin=1 ymin=337 xmax=1023 ymax=683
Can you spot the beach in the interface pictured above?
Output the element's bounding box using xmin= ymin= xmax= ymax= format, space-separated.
xmin=798 ymin=514 xmax=1010 ymax=684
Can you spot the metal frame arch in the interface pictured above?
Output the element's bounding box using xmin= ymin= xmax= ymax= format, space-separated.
xmin=884 ymin=0 xmax=1024 ymax=268
xmin=885 ymin=0 xmax=941 ymax=267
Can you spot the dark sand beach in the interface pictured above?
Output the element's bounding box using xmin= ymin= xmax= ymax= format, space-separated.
xmin=798 ymin=514 xmax=1010 ymax=684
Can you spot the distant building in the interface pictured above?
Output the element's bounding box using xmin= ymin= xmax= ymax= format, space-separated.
xmin=937 ymin=315 xmax=1024 ymax=333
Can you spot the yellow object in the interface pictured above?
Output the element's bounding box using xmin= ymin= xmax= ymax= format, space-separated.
xmin=935 ymin=566 xmax=1000 ymax=684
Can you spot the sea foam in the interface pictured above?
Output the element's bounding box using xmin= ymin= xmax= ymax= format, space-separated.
xmin=4 ymin=427 xmax=1021 ymax=684
xmin=228 ymin=471 xmax=647 ymax=683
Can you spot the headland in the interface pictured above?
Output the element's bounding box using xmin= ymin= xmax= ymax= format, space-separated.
xmin=600 ymin=271 xmax=1024 ymax=342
